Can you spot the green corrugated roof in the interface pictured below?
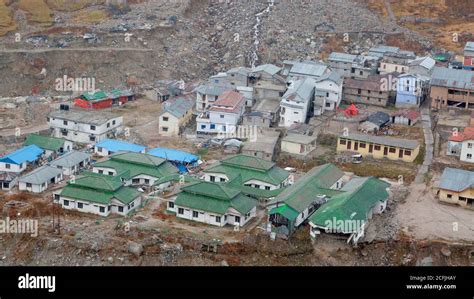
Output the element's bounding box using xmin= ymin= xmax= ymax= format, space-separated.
xmin=308 ymin=177 xmax=390 ymax=233
xmin=175 ymin=181 xmax=257 ymax=215
xmin=24 ymin=134 xmax=66 ymax=151
xmin=110 ymin=152 xmax=167 ymax=167
xmin=204 ymin=155 xmax=289 ymax=186
xmin=94 ymin=159 xmax=178 ymax=180
xmin=82 ymin=91 xmax=108 ymax=101
xmin=154 ymin=174 xmax=200 ymax=186
xmin=269 ymin=204 xmax=299 ymax=221
xmin=270 ymin=164 xmax=345 ymax=213
xmin=72 ymin=173 xmax=123 ymax=192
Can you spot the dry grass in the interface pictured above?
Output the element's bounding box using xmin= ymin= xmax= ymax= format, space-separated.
xmin=338 ymin=160 xmax=417 ymax=183
xmin=18 ymin=0 xmax=53 ymax=26
xmin=46 ymin=0 xmax=105 ymax=12
xmin=72 ymin=9 xmax=109 ymax=24
xmin=0 ymin=0 xmax=17 ymax=36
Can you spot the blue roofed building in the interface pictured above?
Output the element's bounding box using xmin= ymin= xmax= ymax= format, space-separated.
xmin=0 ymin=145 xmax=44 ymax=173
xmin=148 ymin=147 xmax=199 ymax=172
xmin=94 ymin=139 xmax=147 ymax=157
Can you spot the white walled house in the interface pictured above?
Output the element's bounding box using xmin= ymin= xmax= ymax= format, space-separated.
xmin=50 ymin=151 xmax=91 ymax=176
xmin=0 ymin=145 xmax=44 ymax=174
xmin=279 ymin=78 xmax=315 ymax=128
xmin=48 ymin=110 xmax=123 ymax=144
xmin=19 ymin=165 xmax=63 ymax=193
xmin=196 ymin=90 xmax=246 ymax=135
xmin=54 ymin=173 xmax=142 ymax=217
xmin=395 ymin=73 xmax=430 ymax=108
xmin=314 ymin=71 xmax=343 ymax=112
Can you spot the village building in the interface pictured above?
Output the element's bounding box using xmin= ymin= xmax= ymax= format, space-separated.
xmin=359 ymin=111 xmax=391 ymax=133
xmin=267 ymin=164 xmax=345 ymax=236
xmin=250 ymin=99 xmax=281 ymax=127
xmin=328 ymin=52 xmax=379 ymax=79
xmin=24 ymin=134 xmax=73 ymax=158
xmin=281 ymin=133 xmax=318 ymax=159
xmin=94 ymin=139 xmax=146 ymax=157
xmin=0 ymin=172 xmax=19 ymax=190
xmin=18 ymin=165 xmax=63 ymax=193
xmin=378 ymin=51 xmax=415 ymax=75
xmin=242 ymin=111 xmax=272 ymax=128
xmin=252 ymin=81 xmax=287 ymax=101
xmin=0 ymin=145 xmax=44 ymax=173
xmin=396 ymin=73 xmax=430 ymax=107
xmin=408 ymin=56 xmax=436 ymax=77
xmin=249 ymin=64 xmax=286 ymax=85
xmin=430 ymin=67 xmax=474 ymax=110
xmin=446 ymin=126 xmax=474 ymax=162
xmin=195 ymin=85 xmax=228 ymax=112
xmin=48 ymin=110 xmax=123 ymax=144
xmin=343 ymin=75 xmax=393 ymax=107
xmin=391 ymin=109 xmax=420 ymax=126
xmin=368 ymin=45 xmax=401 ymax=58
xmin=93 ymin=152 xmax=179 ymax=186
xmin=74 ymin=89 xmax=135 ymax=109
xmin=202 ymin=155 xmax=290 ymax=196
xmin=168 ymin=181 xmax=258 ymax=227
xmin=148 ymin=147 xmax=199 ymax=170
xmin=463 ymin=42 xmax=474 ymax=71
xmin=55 ymin=173 xmax=142 ymax=217
xmin=50 ymin=151 xmax=91 ymax=176
xmin=282 ymin=60 xmax=330 ymax=80
xmin=196 ymin=90 xmax=246 ymax=135
xmin=242 ymin=129 xmax=280 ymax=161
xmin=438 ymin=167 xmax=474 ymax=209
xmin=337 ymin=133 xmax=420 ymax=162
xmin=313 ymin=71 xmax=343 ymax=113
xmin=279 ymin=77 xmax=315 ymax=128
xmin=308 ymin=176 xmax=390 ymax=245
xmin=159 ymin=95 xmax=195 ymax=136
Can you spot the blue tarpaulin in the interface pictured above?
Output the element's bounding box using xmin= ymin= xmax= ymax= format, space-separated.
xmin=95 ymin=139 xmax=146 ymax=154
xmin=148 ymin=147 xmax=198 ymax=164
xmin=0 ymin=145 xmax=44 ymax=165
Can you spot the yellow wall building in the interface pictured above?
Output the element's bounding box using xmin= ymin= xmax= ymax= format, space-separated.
xmin=438 ymin=167 xmax=474 ymax=209
xmin=159 ymin=95 xmax=195 ymax=137
xmin=337 ymin=133 xmax=420 ymax=163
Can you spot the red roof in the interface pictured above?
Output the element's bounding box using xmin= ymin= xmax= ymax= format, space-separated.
xmin=392 ymin=109 xmax=420 ymax=121
xmin=209 ymin=90 xmax=245 ymax=113
xmin=449 ymin=126 xmax=474 ymax=142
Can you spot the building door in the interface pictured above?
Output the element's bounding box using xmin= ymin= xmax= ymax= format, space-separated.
xmin=369 ymin=144 xmax=373 ymax=153
xmin=354 ymin=142 xmax=359 ymax=151
xmin=383 ymin=147 xmax=388 ymax=156
xmin=347 ymin=141 xmax=352 ymax=150
xmin=399 ymin=149 xmax=404 ymax=159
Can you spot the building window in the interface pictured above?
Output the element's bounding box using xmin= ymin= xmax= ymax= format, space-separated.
xmin=54 ymin=194 xmax=60 ymax=200
xmin=178 ymin=208 xmax=184 ymax=215
xmin=374 ymin=145 xmax=381 ymax=151
xmin=63 ymin=120 xmax=68 ymax=125
xmin=99 ymin=206 xmax=105 ymax=213
xmin=193 ymin=211 xmax=199 ymax=218
xmin=447 ymin=194 xmax=452 ymax=199
xmin=215 ymin=216 xmax=221 ymax=222
xmin=359 ymin=143 xmax=366 ymax=148
xmin=162 ymin=127 xmax=169 ymax=132
xmin=220 ymin=115 xmax=225 ymax=118
xmin=405 ymin=150 xmax=411 ymax=156
xmin=210 ymin=176 xmax=216 ymax=182
xmin=468 ymin=154 xmax=473 ymax=160
xmin=389 ymin=148 xmax=396 ymax=153
xmin=210 ymin=124 xmax=216 ymax=129
xmin=265 ymin=186 xmax=271 ymax=190
xmin=90 ymin=136 xmax=96 ymax=142
xmin=201 ymin=125 xmax=206 ymax=129
xmin=254 ymin=184 xmax=260 ymax=189
xmin=98 ymin=170 xmax=104 ymax=174
xmin=132 ymin=178 xmax=140 ymax=184
xmin=26 ymin=183 xmax=32 ymax=188
xmin=108 ymin=172 xmax=113 ymax=176
xmin=5 ymin=163 xmax=10 ymax=169
xmin=112 ymin=120 xmax=116 ymax=125
xmin=339 ymin=139 xmax=346 ymax=145
xmin=468 ymin=143 xmax=473 ymax=149
xmin=163 ymin=117 xmax=169 ymax=122
xmin=144 ymin=179 xmax=150 ymax=184
xmin=168 ymin=202 xmax=174 ymax=209
xmin=220 ymin=178 xmax=225 ymax=182
xmin=63 ymin=200 xmax=69 ymax=206
xmin=90 ymin=125 xmax=96 ymax=131
xmin=78 ymin=202 xmax=83 ymax=209
xmin=358 ymin=89 xmax=361 ymax=95
xmin=235 ymin=216 xmax=241 ymax=223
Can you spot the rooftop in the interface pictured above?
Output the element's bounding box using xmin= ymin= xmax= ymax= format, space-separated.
xmin=19 ymin=165 xmax=62 ymax=184
xmin=209 ymin=90 xmax=246 ymax=114
xmin=340 ymin=133 xmax=420 ymax=149
xmin=161 ymin=94 xmax=194 ymax=118
xmin=50 ymin=151 xmax=91 ymax=168
xmin=328 ymin=52 xmax=357 ymax=63
xmin=282 ymin=133 xmax=317 ymax=145
xmin=24 ymin=134 xmax=67 ymax=152
xmin=49 ymin=109 xmax=121 ymax=125
xmin=0 ymin=145 xmax=44 ymax=165
xmin=431 ymin=67 xmax=474 ymax=91
xmin=439 ymin=167 xmax=474 ymax=192
xmin=465 ymin=42 xmax=474 ymax=53
xmin=95 ymin=139 xmax=146 ymax=154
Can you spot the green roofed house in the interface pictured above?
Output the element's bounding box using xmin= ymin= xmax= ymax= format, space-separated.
xmin=92 ymin=152 xmax=179 ymax=187
xmin=169 ymin=181 xmax=258 ymax=227
xmin=54 ymin=172 xmax=142 ymax=217
xmin=24 ymin=134 xmax=73 ymax=158
xmin=267 ymin=164 xmax=345 ymax=236
xmin=202 ymin=154 xmax=290 ymax=199
xmin=308 ymin=176 xmax=390 ymax=245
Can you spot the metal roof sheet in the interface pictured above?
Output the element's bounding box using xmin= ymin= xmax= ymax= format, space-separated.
xmin=340 ymin=133 xmax=420 ymax=149
xmin=51 ymin=151 xmax=91 ymax=168
xmin=430 ymin=67 xmax=474 ymax=90
xmin=95 ymin=139 xmax=146 ymax=153
xmin=439 ymin=167 xmax=474 ymax=192
xmin=0 ymin=145 xmax=44 ymax=165
xmin=19 ymin=165 xmax=62 ymax=184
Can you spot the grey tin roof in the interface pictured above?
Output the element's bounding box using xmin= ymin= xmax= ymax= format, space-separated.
xmin=51 ymin=151 xmax=91 ymax=168
xmin=340 ymin=133 xmax=420 ymax=149
xmin=439 ymin=167 xmax=474 ymax=192
xmin=19 ymin=165 xmax=62 ymax=184
xmin=430 ymin=67 xmax=474 ymax=91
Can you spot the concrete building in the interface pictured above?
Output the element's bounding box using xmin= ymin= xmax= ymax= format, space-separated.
xmin=337 ymin=133 xmax=420 ymax=162
xmin=282 ymin=60 xmax=330 ymax=80
xmin=343 ymin=75 xmax=392 ymax=107
xmin=396 ymin=73 xmax=430 ymax=108
xmin=408 ymin=56 xmax=436 ymax=77
xmin=328 ymin=52 xmax=379 ymax=79
xmin=252 ymin=99 xmax=281 ymax=127
xmin=50 ymin=151 xmax=91 ymax=176
xmin=196 ymin=90 xmax=246 ymax=135
xmin=0 ymin=145 xmax=44 ymax=174
xmin=18 ymin=165 xmax=63 ymax=193
xmin=463 ymin=42 xmax=474 ymax=71
xmin=195 ymin=85 xmax=228 ymax=112
xmin=430 ymin=67 xmax=474 ymax=110
xmin=446 ymin=126 xmax=474 ymax=162
xmin=159 ymin=95 xmax=195 ymax=136
xmin=241 ymin=129 xmax=280 ymax=161
xmin=279 ymin=78 xmax=315 ymax=128
xmin=313 ymin=71 xmax=343 ymax=114
xmin=438 ymin=168 xmax=474 ymax=209
xmin=48 ymin=110 xmax=123 ymax=144
xmin=281 ymin=133 xmax=318 ymax=159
